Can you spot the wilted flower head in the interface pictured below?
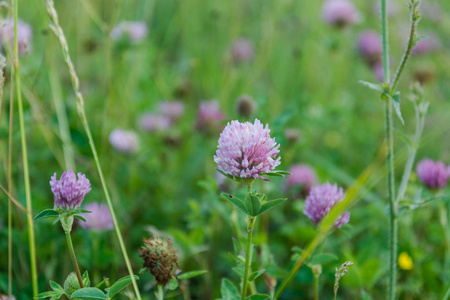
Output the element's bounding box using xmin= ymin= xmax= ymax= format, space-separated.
xmin=140 ymin=113 xmax=172 ymax=132
xmin=411 ymin=35 xmax=441 ymax=56
xmin=158 ymin=100 xmax=185 ymax=122
xmin=284 ymin=128 xmax=302 ymax=144
xmin=285 ymin=164 xmax=317 ymax=195
xmin=139 ymin=237 xmax=179 ymax=286
xmin=322 ymin=0 xmax=361 ymax=28
xmin=110 ymin=21 xmax=147 ymax=44
xmin=50 ymin=170 xmax=91 ymax=210
xmin=80 ymin=202 xmax=114 ymax=232
xmin=109 ymin=128 xmax=138 ymax=153
xmin=304 ymin=182 xmax=350 ymax=228
xmin=230 ymin=38 xmax=254 ymax=63
xmin=416 ymin=159 xmax=449 ymax=189
xmin=214 ymin=119 xmax=281 ymax=181
xmin=236 ymin=95 xmax=257 ymax=118
xmin=358 ymin=30 xmax=382 ymax=66
xmin=0 ymin=18 xmax=32 ymax=54
xmin=195 ymin=100 xmax=225 ymax=131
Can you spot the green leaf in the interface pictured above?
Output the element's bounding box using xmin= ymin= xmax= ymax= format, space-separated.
xmin=168 ymin=278 xmax=178 ymax=290
xmin=50 ymin=294 xmax=63 ymax=300
xmin=258 ymin=199 xmax=287 ymax=216
xmin=246 ymin=295 xmax=270 ymax=300
xmin=232 ymin=267 xmax=245 ymax=278
xmin=49 ymin=281 xmax=64 ymax=293
xmin=394 ymin=129 xmax=413 ymax=148
xmin=358 ymin=80 xmax=384 ymax=92
xmin=82 ymin=271 xmax=91 ymax=287
xmin=53 ymin=212 xmax=68 ymax=224
xmin=232 ymin=238 xmax=241 ymax=256
xmin=34 ymin=209 xmax=59 ymax=222
xmin=387 ymin=93 xmax=404 ymax=125
xmin=95 ymin=278 xmax=109 ymax=289
xmin=261 ymin=170 xmax=290 ymax=177
xmin=244 ymin=193 xmax=261 ymax=216
xmin=107 ymin=275 xmax=139 ymax=298
xmin=177 ymin=270 xmax=208 ymax=280
xmin=221 ymin=193 xmax=248 ymax=215
xmin=74 ymin=214 xmax=87 ymax=222
xmin=248 ymin=269 xmax=265 ymax=281
xmin=79 ymin=209 xmax=92 ymax=213
xmin=34 ymin=291 xmax=59 ymax=299
xmin=308 ymin=253 xmax=339 ymax=265
xmin=71 ymin=287 xmax=108 ymax=299
xmin=220 ymin=279 xmax=240 ymax=300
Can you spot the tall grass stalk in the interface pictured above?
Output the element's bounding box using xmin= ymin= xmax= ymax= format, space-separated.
xmin=13 ymin=0 xmax=39 ymax=295
xmin=45 ymin=1 xmax=142 ymax=298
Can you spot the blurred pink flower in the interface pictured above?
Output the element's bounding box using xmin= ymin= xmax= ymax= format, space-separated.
xmin=0 ymin=18 xmax=32 ymax=54
xmin=285 ymin=164 xmax=317 ymax=195
xmin=372 ymin=62 xmax=384 ymax=82
xmin=109 ymin=128 xmax=139 ymax=153
xmin=158 ymin=100 xmax=185 ymax=122
xmin=110 ymin=21 xmax=148 ymax=44
xmin=322 ymin=0 xmax=361 ymax=28
xmin=195 ymin=100 xmax=225 ymax=131
xmin=416 ymin=158 xmax=448 ymax=190
xmin=140 ymin=113 xmax=172 ymax=132
xmin=230 ymin=38 xmax=254 ymax=63
xmin=358 ymin=30 xmax=382 ymax=66
xmin=80 ymin=202 xmax=114 ymax=232
xmin=411 ymin=35 xmax=441 ymax=56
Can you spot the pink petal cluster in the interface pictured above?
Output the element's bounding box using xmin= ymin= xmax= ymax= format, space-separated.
xmin=214 ymin=119 xmax=281 ymax=180
xmin=50 ymin=170 xmax=91 ymax=210
xmin=358 ymin=30 xmax=382 ymax=66
xmin=230 ymin=38 xmax=254 ymax=63
xmin=195 ymin=100 xmax=225 ymax=131
xmin=110 ymin=21 xmax=148 ymax=44
xmin=285 ymin=164 xmax=318 ymax=194
xmin=304 ymin=182 xmax=350 ymax=228
xmin=80 ymin=202 xmax=114 ymax=232
xmin=416 ymin=159 xmax=449 ymax=190
xmin=109 ymin=128 xmax=139 ymax=153
xmin=0 ymin=18 xmax=32 ymax=54
xmin=322 ymin=0 xmax=360 ymax=28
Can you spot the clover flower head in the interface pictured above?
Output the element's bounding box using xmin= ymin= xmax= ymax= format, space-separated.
xmin=0 ymin=18 xmax=32 ymax=55
xmin=214 ymin=119 xmax=281 ymax=181
xmin=158 ymin=100 xmax=185 ymax=122
xmin=110 ymin=21 xmax=147 ymax=44
xmin=80 ymin=202 xmax=114 ymax=232
xmin=285 ymin=164 xmax=317 ymax=194
xmin=139 ymin=237 xmax=179 ymax=286
xmin=416 ymin=158 xmax=449 ymax=190
xmin=358 ymin=30 xmax=382 ymax=66
xmin=322 ymin=0 xmax=360 ymax=28
xmin=304 ymin=182 xmax=350 ymax=228
xmin=109 ymin=128 xmax=139 ymax=153
xmin=50 ymin=170 xmax=91 ymax=210
xmin=140 ymin=113 xmax=172 ymax=132
xmin=231 ymin=38 xmax=254 ymax=63
xmin=195 ymin=100 xmax=225 ymax=131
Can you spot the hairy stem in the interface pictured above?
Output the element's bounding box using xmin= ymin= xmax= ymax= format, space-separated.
xmin=65 ymin=232 xmax=84 ymax=288
xmin=14 ymin=0 xmax=38 ymax=295
xmin=242 ymin=216 xmax=256 ymax=300
xmin=314 ymin=274 xmax=319 ymax=300
xmin=45 ymin=1 xmax=141 ymax=298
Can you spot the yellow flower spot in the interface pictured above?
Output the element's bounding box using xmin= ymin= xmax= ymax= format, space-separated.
xmin=398 ymin=252 xmax=413 ymax=270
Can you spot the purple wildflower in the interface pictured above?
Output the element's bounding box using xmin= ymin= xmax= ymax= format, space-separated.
xmin=158 ymin=101 xmax=185 ymax=122
xmin=230 ymin=38 xmax=254 ymax=63
xmin=304 ymin=182 xmax=350 ymax=228
xmin=285 ymin=164 xmax=318 ymax=195
xmin=358 ymin=30 xmax=382 ymax=66
xmin=109 ymin=128 xmax=139 ymax=153
xmin=80 ymin=202 xmax=114 ymax=232
xmin=110 ymin=21 xmax=148 ymax=44
xmin=140 ymin=113 xmax=172 ymax=132
xmin=322 ymin=0 xmax=360 ymax=28
xmin=411 ymin=35 xmax=441 ymax=56
xmin=50 ymin=170 xmax=91 ymax=210
xmin=0 ymin=18 xmax=32 ymax=54
xmin=195 ymin=100 xmax=225 ymax=132
xmin=214 ymin=119 xmax=281 ymax=181
xmin=416 ymin=159 xmax=449 ymax=190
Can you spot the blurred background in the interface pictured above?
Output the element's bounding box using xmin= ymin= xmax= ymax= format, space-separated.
xmin=0 ymin=0 xmax=449 ymax=299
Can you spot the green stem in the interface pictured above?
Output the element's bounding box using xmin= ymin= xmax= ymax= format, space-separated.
xmin=385 ymin=100 xmax=397 ymax=300
xmin=65 ymin=231 xmax=84 ymax=288
xmin=157 ymin=284 xmax=164 ymax=300
xmin=443 ymin=285 xmax=450 ymax=300
xmin=45 ymin=1 xmax=142 ymax=298
xmin=314 ymin=275 xmax=319 ymax=300
xmin=7 ymin=44 xmax=14 ymax=300
xmin=14 ymin=0 xmax=38 ymax=295
xmin=242 ymin=216 xmax=256 ymax=300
